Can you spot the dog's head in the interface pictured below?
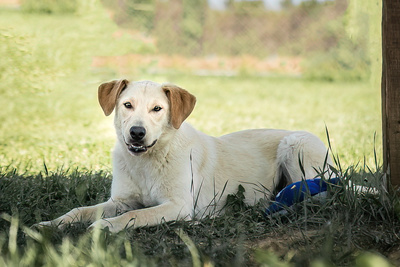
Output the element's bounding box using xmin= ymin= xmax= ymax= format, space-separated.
xmin=98 ymin=79 xmax=196 ymax=156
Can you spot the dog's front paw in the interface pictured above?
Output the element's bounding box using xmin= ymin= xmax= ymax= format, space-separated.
xmin=32 ymin=220 xmax=69 ymax=230
xmin=88 ymin=218 xmax=124 ymax=233
xmin=32 ymin=221 xmax=54 ymax=229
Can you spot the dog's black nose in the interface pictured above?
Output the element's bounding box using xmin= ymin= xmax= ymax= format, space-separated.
xmin=130 ymin=126 xmax=146 ymax=141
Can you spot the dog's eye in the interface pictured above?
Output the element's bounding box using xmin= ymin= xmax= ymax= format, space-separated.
xmin=124 ymin=102 xmax=133 ymax=109
xmin=153 ymin=106 xmax=162 ymax=112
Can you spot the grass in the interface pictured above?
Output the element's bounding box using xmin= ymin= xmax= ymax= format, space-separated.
xmin=0 ymin=74 xmax=382 ymax=172
xmin=0 ymin=3 xmax=382 ymax=172
xmin=0 ymin=71 xmax=382 ymax=173
xmin=1 ymin=166 xmax=399 ymax=266
xmin=0 ymin=1 xmax=397 ymax=266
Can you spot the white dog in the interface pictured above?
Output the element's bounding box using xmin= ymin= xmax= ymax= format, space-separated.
xmin=37 ymin=79 xmax=332 ymax=233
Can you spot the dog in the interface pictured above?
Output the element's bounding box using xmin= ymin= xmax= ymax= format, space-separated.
xmin=36 ymin=79 xmax=332 ymax=233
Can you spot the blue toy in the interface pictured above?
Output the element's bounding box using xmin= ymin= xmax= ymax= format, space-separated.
xmin=265 ymin=177 xmax=341 ymax=215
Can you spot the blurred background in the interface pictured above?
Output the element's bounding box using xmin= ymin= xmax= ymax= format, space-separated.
xmin=0 ymin=0 xmax=382 ymax=172
xmin=91 ymin=0 xmax=374 ymax=80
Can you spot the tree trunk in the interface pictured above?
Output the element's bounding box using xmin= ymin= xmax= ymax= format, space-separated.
xmin=382 ymin=0 xmax=400 ymax=189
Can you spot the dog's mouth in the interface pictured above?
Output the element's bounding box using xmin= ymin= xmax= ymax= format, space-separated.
xmin=125 ymin=139 xmax=157 ymax=154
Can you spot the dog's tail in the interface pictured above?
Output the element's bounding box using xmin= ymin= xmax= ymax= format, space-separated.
xmin=272 ymin=131 xmax=332 ymax=199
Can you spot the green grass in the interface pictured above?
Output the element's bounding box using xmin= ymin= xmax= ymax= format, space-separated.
xmin=0 ymin=2 xmax=396 ymax=266
xmin=0 ymin=73 xmax=382 ymax=172
xmin=0 ymin=3 xmax=382 ymax=173
xmin=1 ymin=167 xmax=399 ymax=266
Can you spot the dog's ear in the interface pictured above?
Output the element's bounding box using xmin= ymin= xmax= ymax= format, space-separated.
xmin=162 ymin=85 xmax=196 ymax=129
xmin=98 ymin=79 xmax=129 ymax=116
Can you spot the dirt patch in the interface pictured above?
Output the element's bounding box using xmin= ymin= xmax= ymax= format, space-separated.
xmin=91 ymin=54 xmax=303 ymax=76
xmin=247 ymin=226 xmax=400 ymax=266
xmin=0 ymin=0 xmax=19 ymax=7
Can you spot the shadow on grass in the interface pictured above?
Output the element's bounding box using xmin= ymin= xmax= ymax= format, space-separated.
xmin=0 ymin=165 xmax=399 ymax=266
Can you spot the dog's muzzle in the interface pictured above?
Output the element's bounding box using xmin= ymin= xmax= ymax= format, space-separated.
xmin=125 ymin=126 xmax=157 ymax=154
xmin=125 ymin=139 xmax=157 ymax=154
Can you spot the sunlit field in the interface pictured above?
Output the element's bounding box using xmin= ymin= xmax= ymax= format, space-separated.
xmin=1 ymin=1 xmax=397 ymax=266
xmin=0 ymin=73 xmax=381 ymax=173
xmin=0 ymin=5 xmax=381 ymax=173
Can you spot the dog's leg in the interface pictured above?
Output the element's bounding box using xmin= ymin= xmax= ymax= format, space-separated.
xmin=35 ymin=199 xmax=128 ymax=229
xmin=88 ymin=200 xmax=191 ymax=233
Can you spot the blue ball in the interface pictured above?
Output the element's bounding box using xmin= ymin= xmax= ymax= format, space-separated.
xmin=265 ymin=177 xmax=340 ymax=215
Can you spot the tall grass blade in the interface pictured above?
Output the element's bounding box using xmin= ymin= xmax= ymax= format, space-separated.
xmin=176 ymin=229 xmax=202 ymax=267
